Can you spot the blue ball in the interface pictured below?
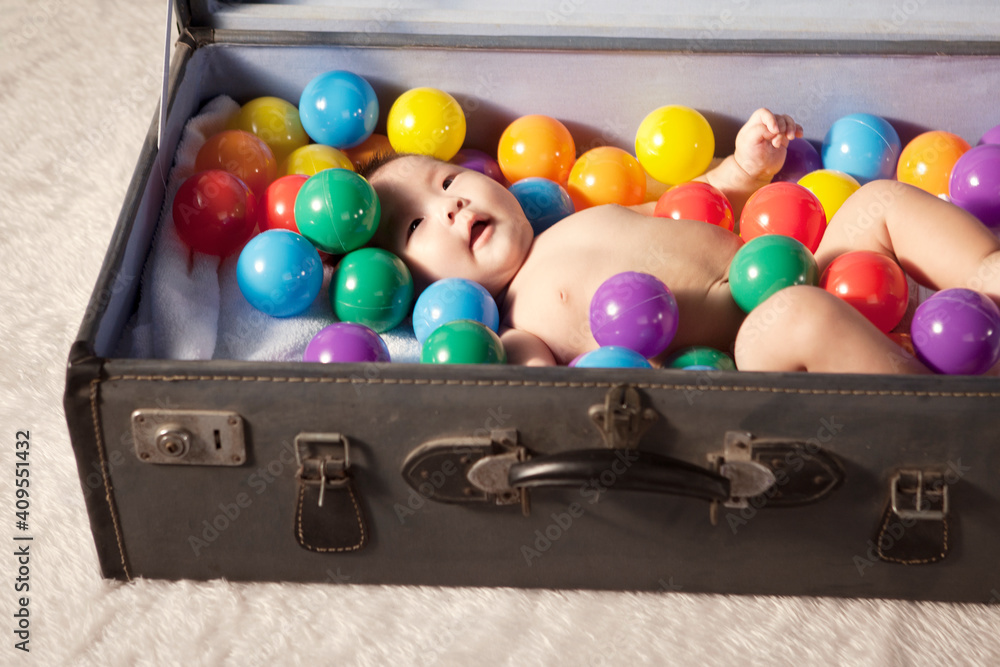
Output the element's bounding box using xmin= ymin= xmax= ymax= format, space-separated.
xmin=299 ymin=70 xmax=379 ymax=149
xmin=821 ymin=113 xmax=901 ymax=184
xmin=508 ymin=177 xmax=575 ymax=235
xmin=412 ymin=278 xmax=500 ymax=345
xmin=236 ymin=230 xmax=324 ymax=317
xmin=572 ymin=346 xmax=652 ymax=369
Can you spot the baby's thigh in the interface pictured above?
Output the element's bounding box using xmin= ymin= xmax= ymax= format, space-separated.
xmin=734 ymin=285 xmax=925 ymax=373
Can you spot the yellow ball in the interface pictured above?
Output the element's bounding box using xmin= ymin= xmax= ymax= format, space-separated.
xmin=635 ymin=105 xmax=715 ymax=185
xmin=281 ymin=144 xmax=354 ymax=177
xmin=797 ymin=169 xmax=861 ymax=223
xmin=228 ymin=96 xmax=309 ymax=164
xmin=387 ymin=87 xmax=466 ymax=161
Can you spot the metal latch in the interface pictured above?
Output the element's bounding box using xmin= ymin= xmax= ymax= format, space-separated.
xmin=466 ymin=429 xmax=530 ymax=513
xmin=706 ymin=431 xmax=778 ymax=524
xmin=891 ymin=470 xmax=949 ymax=520
xmin=588 ymin=384 xmax=658 ymax=449
xmin=132 ymin=409 xmax=245 ymax=466
xmin=295 ymin=433 xmax=352 ymax=508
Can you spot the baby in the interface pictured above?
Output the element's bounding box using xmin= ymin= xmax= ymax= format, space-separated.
xmin=361 ymin=109 xmax=1000 ymax=373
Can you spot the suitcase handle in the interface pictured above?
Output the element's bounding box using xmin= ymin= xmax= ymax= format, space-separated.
xmin=507 ymin=448 xmax=731 ymax=503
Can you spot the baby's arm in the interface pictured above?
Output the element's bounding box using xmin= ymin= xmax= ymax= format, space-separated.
xmin=696 ymin=108 xmax=802 ymax=219
xmin=500 ymin=327 xmax=557 ymax=366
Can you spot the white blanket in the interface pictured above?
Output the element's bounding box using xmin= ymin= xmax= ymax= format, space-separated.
xmin=2 ymin=1 xmax=998 ymax=664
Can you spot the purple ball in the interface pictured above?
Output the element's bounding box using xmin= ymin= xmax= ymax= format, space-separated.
xmin=304 ymin=322 xmax=391 ymax=363
xmin=451 ymin=148 xmax=509 ymax=186
xmin=772 ymin=138 xmax=823 ymax=182
xmin=977 ymin=123 xmax=1000 ymax=146
xmin=911 ymin=288 xmax=1000 ymax=375
xmin=949 ymin=144 xmax=1000 ymax=228
xmin=589 ymin=271 xmax=679 ymax=359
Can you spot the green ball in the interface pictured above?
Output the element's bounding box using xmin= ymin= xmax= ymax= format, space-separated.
xmin=331 ymin=248 xmax=413 ymax=332
xmin=728 ymin=234 xmax=818 ymax=313
xmin=421 ymin=320 xmax=507 ymax=365
xmin=294 ymin=169 xmax=380 ymax=254
xmin=665 ymin=346 xmax=736 ymax=371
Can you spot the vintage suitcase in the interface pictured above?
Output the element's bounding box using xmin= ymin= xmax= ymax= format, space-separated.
xmin=64 ymin=0 xmax=1000 ymax=602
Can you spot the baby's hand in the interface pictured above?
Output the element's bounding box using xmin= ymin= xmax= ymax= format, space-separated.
xmin=734 ymin=108 xmax=803 ymax=182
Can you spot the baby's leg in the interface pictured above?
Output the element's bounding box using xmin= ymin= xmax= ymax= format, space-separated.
xmin=816 ymin=181 xmax=1000 ymax=304
xmin=734 ymin=285 xmax=929 ymax=373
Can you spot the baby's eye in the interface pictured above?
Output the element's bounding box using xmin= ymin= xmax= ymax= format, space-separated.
xmin=442 ymin=177 xmax=454 ymax=190
xmin=407 ymin=218 xmax=423 ymax=240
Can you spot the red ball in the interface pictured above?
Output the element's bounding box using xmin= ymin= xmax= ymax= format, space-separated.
xmin=820 ymin=250 xmax=909 ymax=333
xmin=653 ymin=181 xmax=735 ymax=231
xmin=259 ymin=174 xmax=308 ymax=232
xmin=740 ymin=182 xmax=827 ymax=252
xmin=172 ymin=170 xmax=258 ymax=257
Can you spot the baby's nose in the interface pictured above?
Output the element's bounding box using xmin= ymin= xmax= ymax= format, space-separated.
xmin=443 ymin=197 xmax=466 ymax=223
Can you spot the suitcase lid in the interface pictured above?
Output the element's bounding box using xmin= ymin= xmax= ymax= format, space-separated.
xmin=179 ymin=0 xmax=999 ymax=46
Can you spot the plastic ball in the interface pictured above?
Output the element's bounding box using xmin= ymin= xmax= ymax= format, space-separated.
xmin=910 ymin=288 xmax=1000 ymax=375
xmin=949 ymin=143 xmax=1000 ymax=228
xmin=728 ymin=234 xmax=819 ymax=313
xmin=298 ymin=70 xmax=378 ymax=149
xmin=294 ymin=169 xmax=380 ymax=254
xmin=573 ymin=346 xmax=652 ymax=369
xmin=497 ymin=115 xmax=576 ymax=185
xmin=821 ymin=113 xmax=901 ymax=184
xmin=228 ymin=96 xmax=309 ymax=164
xmin=281 ymin=144 xmax=354 ymax=177
xmin=236 ymin=230 xmax=323 ymax=317
xmin=452 ymin=148 xmax=509 ymax=186
xmin=739 ymin=181 xmax=827 ymax=253
xmin=343 ymin=133 xmax=395 ymax=169
xmin=567 ymin=146 xmax=646 ymax=210
xmin=387 ymin=87 xmax=466 ymax=161
xmin=653 ymin=181 xmax=735 ymax=232
xmin=421 ymin=320 xmax=506 ymax=365
xmin=303 ymin=322 xmax=391 ymax=363
xmin=194 ymin=129 xmax=278 ymax=196
xmin=590 ymin=272 xmax=678 ymax=359
xmin=508 ymin=177 xmax=575 ymax=235
xmin=797 ymin=169 xmax=861 ymax=224
xmin=412 ymin=278 xmax=500 ymax=345
xmin=172 ymin=170 xmax=258 ymax=257
xmin=331 ymin=248 xmax=414 ymax=332
xmin=977 ymin=123 xmax=1000 ymax=146
xmin=259 ymin=174 xmax=308 ymax=233
xmin=896 ymin=131 xmax=971 ymax=198
xmin=772 ymin=138 xmax=823 ymax=183
xmin=664 ymin=346 xmax=736 ymax=371
xmin=819 ymin=250 xmax=909 ymax=334
xmin=634 ymin=105 xmax=715 ymax=185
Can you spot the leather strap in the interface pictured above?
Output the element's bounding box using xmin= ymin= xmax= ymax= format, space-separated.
xmin=508 ymin=449 xmax=730 ymax=503
xmin=294 ymin=478 xmax=367 ymax=553
xmin=873 ymin=501 xmax=948 ymax=565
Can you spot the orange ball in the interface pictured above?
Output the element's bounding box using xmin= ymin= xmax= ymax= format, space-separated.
xmin=566 ymin=146 xmax=646 ymax=210
xmin=896 ymin=130 xmax=971 ymax=197
xmin=195 ymin=130 xmax=277 ymax=196
xmin=343 ymin=133 xmax=395 ymax=169
xmin=497 ymin=115 xmax=576 ymax=185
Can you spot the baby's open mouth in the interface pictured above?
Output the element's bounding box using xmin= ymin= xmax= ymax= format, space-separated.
xmin=470 ymin=220 xmax=489 ymax=248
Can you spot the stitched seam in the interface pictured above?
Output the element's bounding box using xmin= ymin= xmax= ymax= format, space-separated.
xmin=296 ymin=484 xmax=366 ymax=553
xmin=102 ymin=374 xmax=1000 ymax=398
xmin=89 ymin=379 xmax=132 ymax=581
xmin=877 ymin=506 xmax=948 ymax=565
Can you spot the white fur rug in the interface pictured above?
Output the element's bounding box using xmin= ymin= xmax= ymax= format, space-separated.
xmin=2 ymin=1 xmax=999 ymax=664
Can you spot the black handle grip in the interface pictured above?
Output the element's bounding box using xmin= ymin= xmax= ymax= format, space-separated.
xmin=508 ymin=449 xmax=730 ymax=503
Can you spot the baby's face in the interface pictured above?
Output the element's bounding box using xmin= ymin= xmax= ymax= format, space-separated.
xmin=370 ymin=155 xmax=533 ymax=297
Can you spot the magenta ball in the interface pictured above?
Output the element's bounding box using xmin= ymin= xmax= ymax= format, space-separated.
xmin=949 ymin=143 xmax=1000 ymax=228
xmin=589 ymin=271 xmax=679 ymax=358
xmin=772 ymin=138 xmax=823 ymax=182
xmin=911 ymin=288 xmax=1000 ymax=375
xmin=977 ymin=123 xmax=1000 ymax=146
xmin=304 ymin=323 xmax=391 ymax=363
xmin=451 ymin=148 xmax=509 ymax=186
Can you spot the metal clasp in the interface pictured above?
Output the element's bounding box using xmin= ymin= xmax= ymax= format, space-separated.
xmin=588 ymin=384 xmax=658 ymax=449
xmin=295 ymin=433 xmax=351 ymax=508
xmin=891 ymin=470 xmax=949 ymax=521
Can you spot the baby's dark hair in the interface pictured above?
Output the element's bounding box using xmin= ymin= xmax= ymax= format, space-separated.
xmin=356 ymin=150 xmax=420 ymax=184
